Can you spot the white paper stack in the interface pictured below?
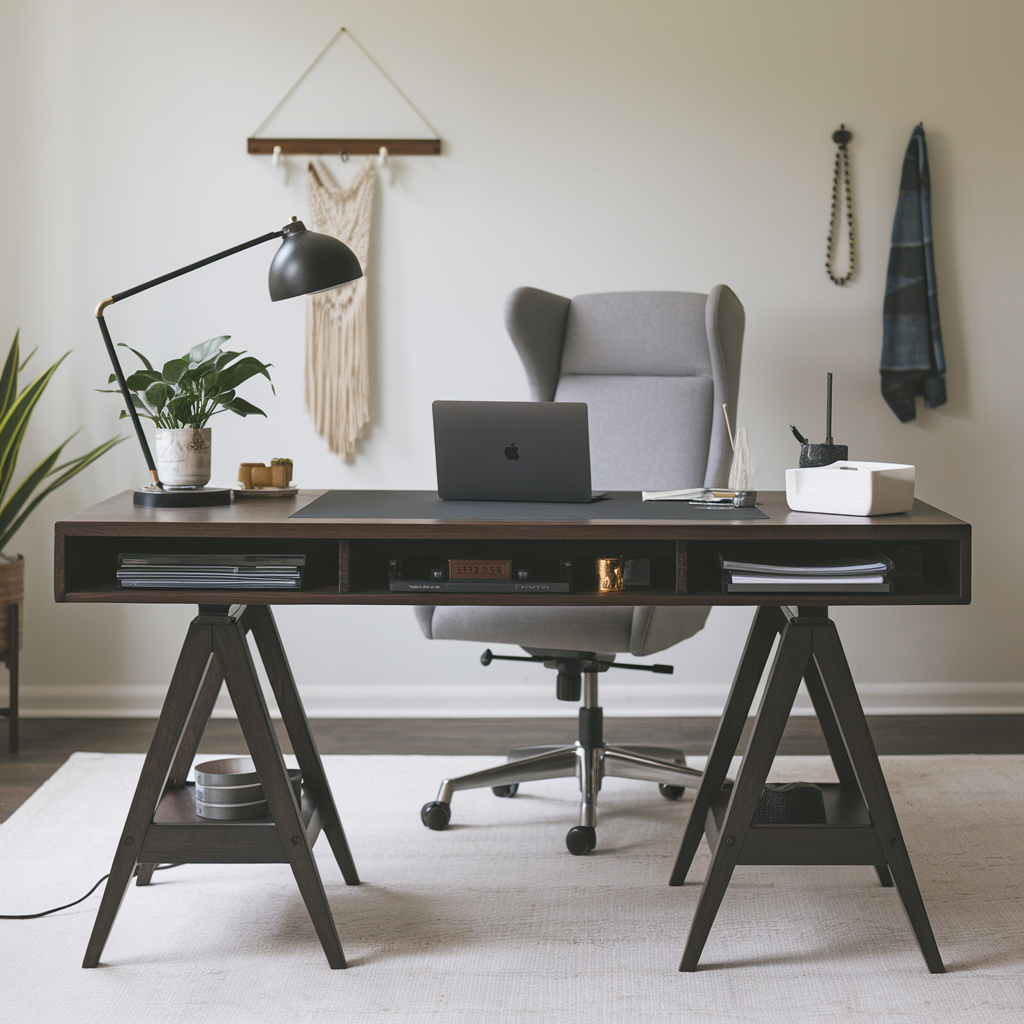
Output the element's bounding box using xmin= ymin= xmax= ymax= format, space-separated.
xmin=117 ymin=553 xmax=305 ymax=590
xmin=720 ymin=550 xmax=894 ymax=593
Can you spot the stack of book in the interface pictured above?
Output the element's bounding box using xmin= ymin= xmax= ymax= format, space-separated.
xmin=117 ymin=553 xmax=305 ymax=590
xmin=720 ymin=549 xmax=894 ymax=593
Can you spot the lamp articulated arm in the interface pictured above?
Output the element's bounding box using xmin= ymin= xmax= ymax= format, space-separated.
xmin=94 ymin=217 xmax=361 ymax=501
xmin=94 ymin=228 xmax=286 ymax=488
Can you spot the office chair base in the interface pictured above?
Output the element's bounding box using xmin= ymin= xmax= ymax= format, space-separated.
xmin=421 ymin=740 xmax=702 ymax=850
xmin=421 ymin=666 xmax=703 ymax=852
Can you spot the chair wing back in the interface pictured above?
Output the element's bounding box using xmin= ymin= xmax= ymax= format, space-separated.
xmin=505 ymin=286 xmax=744 ymax=490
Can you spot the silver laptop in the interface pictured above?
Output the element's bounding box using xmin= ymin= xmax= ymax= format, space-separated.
xmin=432 ymin=400 xmax=593 ymax=502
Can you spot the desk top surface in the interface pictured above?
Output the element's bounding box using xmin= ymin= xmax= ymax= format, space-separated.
xmin=57 ymin=489 xmax=969 ymax=540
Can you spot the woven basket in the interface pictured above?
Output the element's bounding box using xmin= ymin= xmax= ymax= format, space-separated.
xmin=0 ymin=555 xmax=24 ymax=659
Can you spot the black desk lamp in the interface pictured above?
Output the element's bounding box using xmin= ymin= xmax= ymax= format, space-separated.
xmin=96 ymin=217 xmax=362 ymax=507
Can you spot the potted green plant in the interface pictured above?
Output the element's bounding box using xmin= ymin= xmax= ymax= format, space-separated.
xmin=0 ymin=330 xmax=123 ymax=667
xmin=100 ymin=335 xmax=273 ymax=489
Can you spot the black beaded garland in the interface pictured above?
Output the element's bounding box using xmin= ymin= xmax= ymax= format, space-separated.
xmin=826 ymin=125 xmax=855 ymax=285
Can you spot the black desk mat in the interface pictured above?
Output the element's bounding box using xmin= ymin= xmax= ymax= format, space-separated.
xmin=290 ymin=490 xmax=769 ymax=521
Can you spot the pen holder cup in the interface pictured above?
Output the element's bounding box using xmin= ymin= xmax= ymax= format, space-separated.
xmin=799 ymin=443 xmax=848 ymax=468
xmin=596 ymin=557 xmax=625 ymax=593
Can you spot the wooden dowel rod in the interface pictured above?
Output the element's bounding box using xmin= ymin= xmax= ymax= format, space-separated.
xmin=248 ymin=138 xmax=440 ymax=156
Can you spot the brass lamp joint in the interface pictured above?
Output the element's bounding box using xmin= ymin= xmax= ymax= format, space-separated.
xmin=94 ymin=297 xmax=115 ymax=318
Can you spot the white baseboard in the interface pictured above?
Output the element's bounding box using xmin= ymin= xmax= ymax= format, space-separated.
xmin=15 ymin=680 xmax=1024 ymax=718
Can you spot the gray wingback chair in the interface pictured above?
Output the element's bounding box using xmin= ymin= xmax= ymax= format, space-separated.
xmin=416 ymin=285 xmax=745 ymax=855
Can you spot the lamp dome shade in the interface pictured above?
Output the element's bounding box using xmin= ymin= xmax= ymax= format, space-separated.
xmin=268 ymin=220 xmax=362 ymax=301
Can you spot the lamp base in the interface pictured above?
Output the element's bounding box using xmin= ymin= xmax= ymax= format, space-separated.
xmin=133 ymin=486 xmax=233 ymax=508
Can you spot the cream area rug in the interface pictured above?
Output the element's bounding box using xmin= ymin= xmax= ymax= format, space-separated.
xmin=1 ymin=752 xmax=1023 ymax=1023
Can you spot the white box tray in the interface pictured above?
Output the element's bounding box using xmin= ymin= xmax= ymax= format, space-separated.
xmin=785 ymin=461 xmax=915 ymax=517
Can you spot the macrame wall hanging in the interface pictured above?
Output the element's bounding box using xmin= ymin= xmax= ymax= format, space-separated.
xmin=825 ymin=125 xmax=856 ymax=285
xmin=248 ymin=25 xmax=441 ymax=458
xmin=306 ymin=157 xmax=376 ymax=458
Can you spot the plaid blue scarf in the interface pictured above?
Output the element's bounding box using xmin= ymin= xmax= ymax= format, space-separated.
xmin=880 ymin=125 xmax=946 ymax=422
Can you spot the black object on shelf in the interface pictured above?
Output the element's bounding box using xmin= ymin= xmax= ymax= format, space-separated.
xmin=797 ymin=372 xmax=849 ymax=468
xmin=752 ymin=782 xmax=827 ymax=824
xmin=389 ymin=556 xmax=572 ymax=593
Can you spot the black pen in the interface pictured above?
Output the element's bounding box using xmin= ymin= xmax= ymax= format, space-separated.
xmin=789 ymin=424 xmax=808 ymax=445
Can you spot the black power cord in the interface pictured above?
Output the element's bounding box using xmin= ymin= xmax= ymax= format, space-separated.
xmin=0 ymin=863 xmax=182 ymax=920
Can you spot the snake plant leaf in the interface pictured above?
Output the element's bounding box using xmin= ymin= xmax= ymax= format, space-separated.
xmin=188 ymin=336 xmax=229 ymax=367
xmin=0 ymin=332 xmax=20 ymax=422
xmin=0 ymin=436 xmax=71 ymax=541
xmin=0 ymin=352 xmax=69 ymax=506
xmin=18 ymin=346 xmax=37 ymax=374
xmin=220 ymin=396 xmax=266 ymax=417
xmin=161 ymin=358 xmax=189 ymax=385
xmin=117 ymin=343 xmax=154 ymax=372
xmin=0 ymin=433 xmax=124 ymax=552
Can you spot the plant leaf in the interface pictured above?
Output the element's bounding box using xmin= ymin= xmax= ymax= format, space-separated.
xmin=0 ymin=332 xmax=20 ymax=424
xmin=162 ymin=359 xmax=189 ymax=384
xmin=117 ymin=343 xmax=154 ymax=371
xmin=18 ymin=346 xmax=37 ymax=373
xmin=188 ymin=336 xmax=229 ymax=366
xmin=221 ymin=396 xmax=266 ymax=417
xmin=214 ymin=350 xmax=244 ymax=370
xmin=0 ymin=352 xmax=69 ymax=507
xmin=145 ymin=381 xmax=170 ymax=411
xmin=0 ymin=434 xmax=124 ymax=551
xmin=124 ymin=369 xmax=162 ymax=391
xmin=0 ymin=438 xmax=70 ymax=540
xmin=215 ymin=356 xmax=273 ymax=393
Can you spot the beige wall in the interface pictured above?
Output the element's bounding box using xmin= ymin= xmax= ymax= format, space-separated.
xmin=1 ymin=0 xmax=1020 ymax=717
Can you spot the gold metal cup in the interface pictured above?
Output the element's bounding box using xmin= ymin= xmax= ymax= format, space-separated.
xmin=596 ymin=557 xmax=625 ymax=592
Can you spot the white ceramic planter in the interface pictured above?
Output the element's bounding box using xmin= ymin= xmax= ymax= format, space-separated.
xmin=155 ymin=428 xmax=212 ymax=489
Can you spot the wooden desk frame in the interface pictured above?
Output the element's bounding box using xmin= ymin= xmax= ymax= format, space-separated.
xmin=54 ymin=490 xmax=970 ymax=971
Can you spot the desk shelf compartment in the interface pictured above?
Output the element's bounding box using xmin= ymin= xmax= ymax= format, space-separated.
xmin=141 ymin=782 xmax=324 ymax=864
xmin=57 ymin=535 xmax=344 ymax=600
xmin=681 ymin=539 xmax=969 ymax=604
xmin=343 ymin=538 xmax=681 ymax=597
xmin=705 ymin=783 xmax=886 ymax=865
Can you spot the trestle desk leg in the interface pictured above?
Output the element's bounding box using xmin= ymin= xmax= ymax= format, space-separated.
xmin=83 ymin=622 xmax=215 ymax=968
xmin=215 ymin=616 xmax=347 ymax=969
xmin=670 ymin=606 xmax=784 ymax=886
xmin=678 ymin=619 xmax=811 ymax=972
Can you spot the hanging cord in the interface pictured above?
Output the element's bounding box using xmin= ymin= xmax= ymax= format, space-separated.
xmin=252 ymin=26 xmax=438 ymax=140
xmin=0 ymin=863 xmax=182 ymax=920
xmin=825 ymin=125 xmax=855 ymax=285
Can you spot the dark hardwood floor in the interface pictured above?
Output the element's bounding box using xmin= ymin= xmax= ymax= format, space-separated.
xmin=1 ymin=715 xmax=1022 ymax=824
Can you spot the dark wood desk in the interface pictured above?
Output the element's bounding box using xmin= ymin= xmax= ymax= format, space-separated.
xmin=55 ymin=490 xmax=970 ymax=971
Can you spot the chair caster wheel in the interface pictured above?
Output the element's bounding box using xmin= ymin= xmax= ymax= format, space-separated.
xmin=421 ymin=801 xmax=451 ymax=831
xmin=492 ymin=784 xmax=519 ymax=797
xmin=659 ymin=784 xmax=686 ymax=801
xmin=566 ymin=826 xmax=597 ymax=855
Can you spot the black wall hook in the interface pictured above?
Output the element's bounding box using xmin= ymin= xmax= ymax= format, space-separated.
xmin=833 ymin=124 xmax=852 ymax=147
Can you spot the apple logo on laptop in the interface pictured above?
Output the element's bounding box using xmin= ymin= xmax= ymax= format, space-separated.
xmin=504 ymin=442 xmax=520 ymax=461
